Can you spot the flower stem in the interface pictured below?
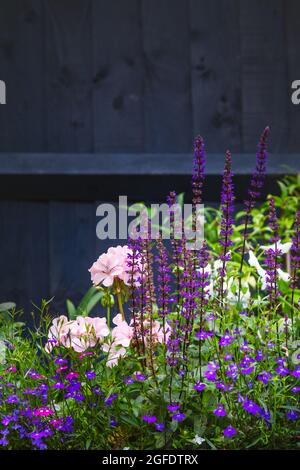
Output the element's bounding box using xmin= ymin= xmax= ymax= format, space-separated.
xmin=117 ymin=292 xmax=125 ymax=321
xmin=107 ymin=303 xmax=111 ymax=328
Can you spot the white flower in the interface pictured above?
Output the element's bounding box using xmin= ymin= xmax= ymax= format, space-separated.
xmin=0 ymin=340 xmax=6 ymax=365
xmin=213 ymin=259 xmax=223 ymax=271
xmin=248 ymin=251 xmax=267 ymax=278
xmin=260 ymin=241 xmax=292 ymax=254
xmin=277 ymin=268 xmax=290 ymax=282
xmin=226 ymin=277 xmax=250 ymax=307
xmin=248 ymin=250 xmax=290 ymax=290
xmin=192 ymin=434 xmax=205 ymax=446
xmin=278 ymin=317 xmax=292 ymax=333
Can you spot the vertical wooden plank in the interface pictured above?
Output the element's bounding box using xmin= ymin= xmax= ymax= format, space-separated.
xmin=44 ymin=0 xmax=93 ymax=152
xmin=45 ymin=1 xmax=96 ymax=311
xmin=92 ymin=0 xmax=144 ymax=152
xmin=142 ymin=0 xmax=192 ymax=152
xmin=0 ymin=0 xmax=44 ymax=151
xmin=0 ymin=202 xmax=49 ymax=319
xmin=285 ymin=0 xmax=300 ymax=152
xmin=49 ymin=202 xmax=96 ymax=312
xmin=189 ymin=0 xmax=242 ymax=152
xmin=240 ymin=0 xmax=288 ymax=152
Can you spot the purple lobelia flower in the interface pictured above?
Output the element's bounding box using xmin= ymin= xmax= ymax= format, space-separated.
xmin=167 ymin=404 xmax=181 ymax=413
xmin=124 ymin=377 xmax=135 ymax=385
xmin=259 ymin=408 xmax=271 ymax=427
xmin=226 ymin=363 xmax=238 ymax=380
xmin=286 ymin=410 xmax=299 ymax=421
xmin=6 ymin=394 xmax=19 ymax=404
xmin=276 ymin=366 xmax=289 ymax=377
xmin=223 ymin=425 xmax=237 ymax=438
xmin=135 ymin=372 xmax=147 ymax=381
xmin=105 ymin=393 xmax=118 ymax=407
xmin=195 ymin=330 xmax=214 ymax=340
xmin=219 ymin=332 xmax=235 ymax=347
xmin=52 ymin=381 xmax=65 ymax=389
xmin=110 ymin=417 xmax=118 ymax=427
xmin=194 ymin=382 xmax=206 ymax=392
xmin=257 ymin=371 xmax=272 ymax=385
xmin=213 ymin=405 xmax=227 ymax=417
xmin=54 ymin=357 xmax=68 ymax=366
xmin=243 ymin=400 xmax=261 ymax=415
xmin=0 ymin=436 xmax=8 ymax=447
xmin=142 ymin=415 xmax=157 ymax=424
xmin=155 ymin=423 xmax=165 ymax=432
xmin=86 ymin=370 xmax=96 ymax=380
xmin=205 ymin=370 xmax=217 ymax=382
xmin=172 ymin=413 xmax=186 ymax=422
xmin=291 ymin=368 xmax=300 ymax=378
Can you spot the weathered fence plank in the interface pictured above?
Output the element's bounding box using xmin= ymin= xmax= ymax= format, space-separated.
xmin=189 ymin=0 xmax=242 ymax=152
xmin=92 ymin=0 xmax=144 ymax=152
xmin=0 ymin=202 xmax=49 ymax=313
xmin=240 ymin=0 xmax=289 ymax=152
xmin=285 ymin=0 xmax=300 ymax=152
xmin=48 ymin=202 xmax=96 ymax=312
xmin=0 ymin=0 xmax=44 ymax=151
xmin=44 ymin=0 xmax=93 ymax=152
xmin=141 ymin=0 xmax=192 ymax=152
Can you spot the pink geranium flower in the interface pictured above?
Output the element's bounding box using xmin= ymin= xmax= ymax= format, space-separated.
xmin=45 ymin=315 xmax=110 ymax=354
xmin=102 ymin=342 xmax=127 ymax=368
xmin=89 ymin=245 xmax=130 ymax=287
xmin=112 ymin=314 xmax=134 ymax=347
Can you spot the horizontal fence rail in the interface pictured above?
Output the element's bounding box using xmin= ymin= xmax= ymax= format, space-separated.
xmin=0 ymin=153 xmax=299 ymax=175
xmin=0 ymin=153 xmax=299 ymax=202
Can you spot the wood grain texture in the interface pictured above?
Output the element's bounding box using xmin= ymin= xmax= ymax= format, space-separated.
xmin=285 ymin=0 xmax=300 ymax=152
xmin=0 ymin=201 xmax=49 ymax=312
xmin=189 ymin=0 xmax=242 ymax=153
xmin=92 ymin=0 xmax=144 ymax=152
xmin=49 ymin=202 xmax=96 ymax=312
xmin=44 ymin=0 xmax=93 ymax=152
xmin=141 ymin=0 xmax=193 ymax=152
xmin=0 ymin=0 xmax=44 ymax=151
xmin=240 ymin=0 xmax=288 ymax=152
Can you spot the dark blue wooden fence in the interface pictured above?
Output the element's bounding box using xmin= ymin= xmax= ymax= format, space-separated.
xmin=0 ymin=0 xmax=299 ymax=318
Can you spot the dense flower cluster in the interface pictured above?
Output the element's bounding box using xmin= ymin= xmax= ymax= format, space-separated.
xmin=1 ymin=130 xmax=299 ymax=450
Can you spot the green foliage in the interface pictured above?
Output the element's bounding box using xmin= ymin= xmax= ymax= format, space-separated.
xmin=66 ymin=287 xmax=104 ymax=319
xmin=0 ymin=176 xmax=299 ymax=450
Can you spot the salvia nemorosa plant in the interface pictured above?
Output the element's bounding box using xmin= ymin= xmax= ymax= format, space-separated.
xmin=238 ymin=126 xmax=270 ymax=301
xmin=218 ymin=149 xmax=235 ymax=317
xmin=265 ymin=197 xmax=282 ymax=310
xmin=290 ymin=210 xmax=300 ymax=334
xmin=1 ymin=128 xmax=300 ymax=450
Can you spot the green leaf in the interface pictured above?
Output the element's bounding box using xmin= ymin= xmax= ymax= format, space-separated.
xmin=66 ymin=299 xmax=77 ymax=320
xmin=85 ymin=291 xmax=104 ymax=316
xmin=77 ymin=287 xmax=100 ymax=316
